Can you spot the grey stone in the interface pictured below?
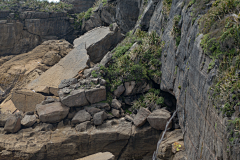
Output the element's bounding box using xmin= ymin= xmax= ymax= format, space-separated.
xmin=4 ymin=116 xmax=21 ymax=133
xmin=95 ymin=103 xmax=111 ymax=111
xmin=133 ymin=107 xmax=151 ymax=127
xmin=72 ymin=110 xmax=91 ymax=125
xmin=67 ymin=111 xmax=76 ymax=119
xmin=111 ymin=99 xmax=122 ymax=109
xmin=124 ymin=81 xmax=135 ymax=96
xmin=34 ymin=123 xmax=53 ymax=131
xmin=85 ymin=86 xmax=106 ymax=104
xmin=114 ymin=84 xmax=125 ymax=98
xmin=100 ymin=79 xmax=106 ymax=86
xmin=42 ymin=97 xmax=55 ymax=105
xmin=60 ymin=89 xmax=89 ymax=107
xmin=58 ymin=78 xmax=78 ymax=89
xmin=36 ymin=102 xmax=69 ymax=123
xmin=100 ymin=51 xmax=113 ymax=67
xmin=0 ymin=113 xmax=13 ymax=127
xmin=112 ymin=109 xmax=120 ymax=118
xmin=147 ymin=109 xmax=172 ymax=130
xmin=125 ymin=115 xmax=133 ymax=122
xmin=75 ymin=121 xmax=92 ymax=132
xmin=21 ymin=115 xmax=37 ymax=127
xmin=85 ymin=107 xmax=101 ymax=116
xmin=93 ymin=111 xmax=107 ymax=125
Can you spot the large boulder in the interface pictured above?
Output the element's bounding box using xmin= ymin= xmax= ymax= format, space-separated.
xmin=12 ymin=89 xmax=45 ymax=112
xmin=133 ymin=107 xmax=151 ymax=127
xmin=4 ymin=116 xmax=21 ymax=133
xmin=21 ymin=115 xmax=37 ymax=127
xmin=77 ymin=152 xmax=115 ymax=160
xmin=36 ymin=102 xmax=69 ymax=123
xmin=60 ymin=89 xmax=89 ymax=107
xmin=93 ymin=111 xmax=107 ymax=125
xmin=147 ymin=109 xmax=172 ymax=130
xmin=72 ymin=110 xmax=91 ymax=125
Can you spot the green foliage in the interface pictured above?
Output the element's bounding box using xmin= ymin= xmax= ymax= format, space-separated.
xmin=91 ymin=70 xmax=100 ymax=78
xmin=132 ymin=89 xmax=164 ymax=109
xmin=101 ymin=29 xmax=164 ymax=93
xmin=188 ymin=0 xmax=196 ymax=7
xmin=0 ymin=0 xmax=73 ymax=12
xmin=163 ymin=0 xmax=172 ymax=15
xmin=84 ymin=8 xmax=93 ymax=20
xmin=173 ymin=15 xmax=181 ymax=46
xmin=200 ymin=0 xmax=240 ymax=122
xmin=156 ymin=97 xmax=164 ymax=105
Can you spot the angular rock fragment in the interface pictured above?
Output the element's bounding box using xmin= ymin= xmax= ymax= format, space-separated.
xmin=12 ymin=89 xmax=45 ymax=112
xmin=0 ymin=113 xmax=13 ymax=127
xmin=21 ymin=115 xmax=37 ymax=127
xmin=71 ymin=110 xmax=91 ymax=125
xmin=60 ymin=89 xmax=89 ymax=107
xmin=147 ymin=109 xmax=172 ymax=130
xmin=125 ymin=115 xmax=134 ymax=122
xmin=112 ymin=109 xmax=120 ymax=118
xmin=133 ymin=107 xmax=151 ymax=127
xmin=114 ymin=84 xmax=125 ymax=98
xmin=111 ymin=99 xmax=122 ymax=109
xmin=36 ymin=102 xmax=69 ymax=123
xmin=58 ymin=78 xmax=78 ymax=89
xmin=85 ymin=86 xmax=106 ymax=104
xmin=75 ymin=121 xmax=92 ymax=132
xmin=4 ymin=116 xmax=21 ymax=133
xmin=85 ymin=107 xmax=101 ymax=116
xmin=93 ymin=111 xmax=107 ymax=125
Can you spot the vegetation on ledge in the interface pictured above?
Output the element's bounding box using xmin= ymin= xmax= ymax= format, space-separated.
xmin=0 ymin=0 xmax=73 ymax=12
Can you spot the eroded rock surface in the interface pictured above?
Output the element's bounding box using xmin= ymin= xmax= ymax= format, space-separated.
xmin=0 ymin=118 xmax=161 ymax=160
xmin=26 ymin=26 xmax=123 ymax=94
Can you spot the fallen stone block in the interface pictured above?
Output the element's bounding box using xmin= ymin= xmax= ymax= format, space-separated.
xmin=12 ymin=89 xmax=45 ymax=112
xmin=36 ymin=102 xmax=69 ymax=123
xmin=21 ymin=115 xmax=37 ymax=127
xmin=4 ymin=116 xmax=21 ymax=133
xmin=147 ymin=109 xmax=172 ymax=130
xmin=133 ymin=107 xmax=151 ymax=127
xmin=93 ymin=111 xmax=107 ymax=125
xmin=72 ymin=110 xmax=91 ymax=125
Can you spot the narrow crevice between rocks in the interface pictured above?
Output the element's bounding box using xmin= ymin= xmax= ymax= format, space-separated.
xmin=116 ymin=124 xmax=133 ymax=160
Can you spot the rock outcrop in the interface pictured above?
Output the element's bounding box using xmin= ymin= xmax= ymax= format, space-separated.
xmin=26 ymin=25 xmax=123 ymax=95
xmin=0 ymin=40 xmax=72 ymax=105
xmin=0 ymin=118 xmax=160 ymax=160
xmin=0 ymin=12 xmax=75 ymax=56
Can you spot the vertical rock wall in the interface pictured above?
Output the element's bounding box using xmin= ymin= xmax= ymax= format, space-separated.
xmin=148 ymin=0 xmax=238 ymax=159
xmin=0 ymin=11 xmax=75 ymax=56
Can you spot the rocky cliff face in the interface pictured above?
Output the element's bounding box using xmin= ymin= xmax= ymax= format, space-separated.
xmin=0 ymin=11 xmax=75 ymax=56
xmin=146 ymin=0 xmax=239 ymax=159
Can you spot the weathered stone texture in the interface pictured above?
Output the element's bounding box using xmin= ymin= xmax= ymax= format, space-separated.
xmin=149 ymin=0 xmax=237 ymax=159
xmin=0 ymin=12 xmax=74 ymax=56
